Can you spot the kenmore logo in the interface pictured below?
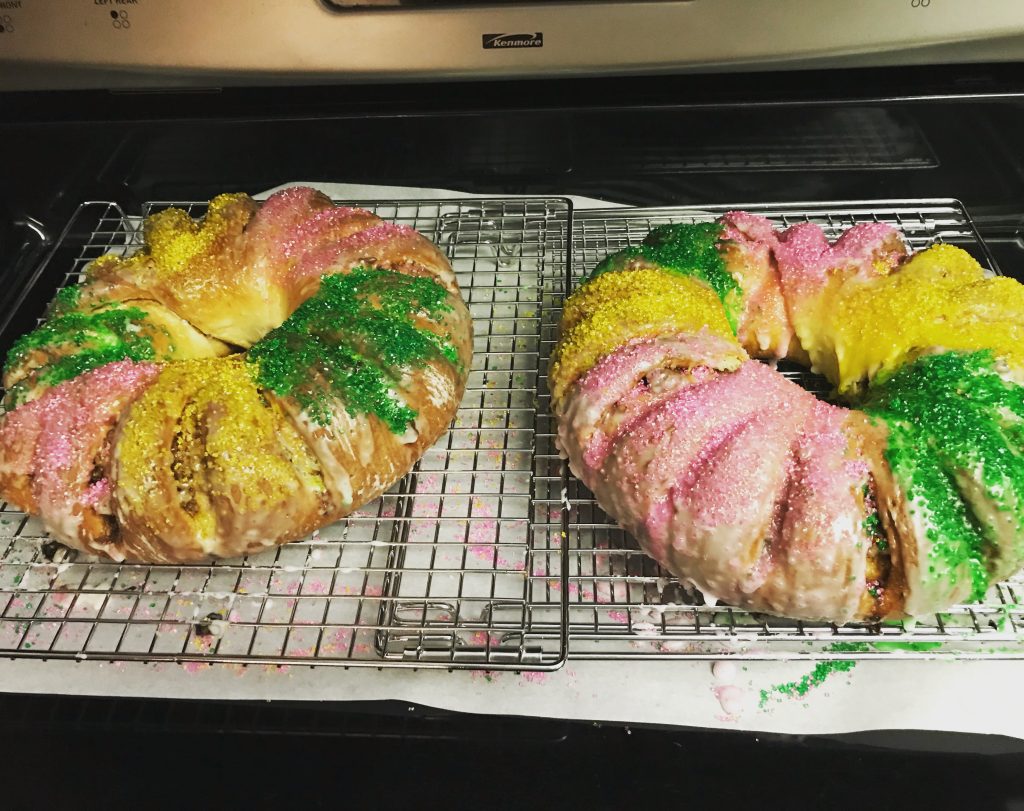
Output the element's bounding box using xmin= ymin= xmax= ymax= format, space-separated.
xmin=482 ymin=33 xmax=543 ymax=50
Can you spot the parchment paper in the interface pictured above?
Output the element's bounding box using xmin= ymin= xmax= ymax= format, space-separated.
xmin=1 ymin=183 xmax=1020 ymax=744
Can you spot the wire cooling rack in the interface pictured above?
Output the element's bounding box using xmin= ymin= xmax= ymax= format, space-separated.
xmin=0 ymin=196 xmax=571 ymax=669
xmin=554 ymin=200 xmax=1024 ymax=659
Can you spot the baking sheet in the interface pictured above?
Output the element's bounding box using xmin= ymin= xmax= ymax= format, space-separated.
xmin=0 ymin=182 xmax=1021 ymax=741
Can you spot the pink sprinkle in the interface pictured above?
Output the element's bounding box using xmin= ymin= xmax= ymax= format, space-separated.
xmin=416 ymin=474 xmax=440 ymax=491
xmin=776 ymin=220 xmax=904 ymax=296
xmin=575 ymin=336 xmax=723 ymax=402
xmin=258 ymin=186 xmax=320 ymax=218
xmin=775 ymin=222 xmax=831 ymax=285
xmin=0 ymin=360 xmax=161 ymax=538
xmin=832 ymin=222 xmax=903 ymax=269
xmin=467 ymin=519 xmax=497 ymax=545
xmin=47 ymin=434 xmax=73 ymax=468
xmin=320 ymin=628 xmax=353 ymax=655
xmin=470 ymin=545 xmax=496 ymax=563
xmin=280 ymin=206 xmax=372 ymax=260
xmin=719 ymin=211 xmax=778 ymax=245
xmin=261 ymin=665 xmax=291 ymax=674
xmin=81 ymin=478 xmax=111 ymax=507
xmin=291 ymin=223 xmax=420 ymax=282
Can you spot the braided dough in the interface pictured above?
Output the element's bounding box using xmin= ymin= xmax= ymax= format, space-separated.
xmin=553 ymin=214 xmax=1024 ymax=623
xmin=0 ymin=187 xmax=472 ymax=563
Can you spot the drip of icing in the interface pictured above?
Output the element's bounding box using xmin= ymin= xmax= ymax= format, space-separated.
xmin=713 ymin=684 xmax=744 ymax=716
xmin=711 ymin=661 xmax=737 ymax=683
xmin=247 ymin=267 xmax=457 ymax=433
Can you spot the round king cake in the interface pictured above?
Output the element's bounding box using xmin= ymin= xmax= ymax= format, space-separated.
xmin=552 ymin=212 xmax=1024 ymax=624
xmin=0 ymin=187 xmax=472 ymax=564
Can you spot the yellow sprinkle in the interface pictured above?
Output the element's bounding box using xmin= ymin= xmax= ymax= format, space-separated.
xmin=550 ymin=270 xmax=741 ymax=404
xmin=83 ymin=194 xmax=277 ymax=346
xmin=88 ymin=194 xmax=253 ymax=286
xmin=117 ymin=356 xmax=324 ymax=540
xmin=143 ymin=193 xmax=254 ymax=277
xmin=826 ymin=244 xmax=1024 ymax=392
xmin=902 ymin=243 xmax=987 ymax=278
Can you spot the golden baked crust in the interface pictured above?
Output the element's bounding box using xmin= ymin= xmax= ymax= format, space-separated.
xmin=0 ymin=187 xmax=472 ymax=564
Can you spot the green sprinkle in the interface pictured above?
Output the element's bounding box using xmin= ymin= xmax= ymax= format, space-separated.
xmin=758 ymin=660 xmax=857 ymax=708
xmin=3 ymin=303 xmax=158 ymax=406
xmin=863 ymin=350 xmax=1024 ymax=601
xmin=51 ymin=284 xmax=82 ymax=315
xmin=869 ymin=641 xmax=944 ymax=652
xmin=7 ymin=305 xmax=150 ymax=363
xmin=589 ymin=222 xmax=742 ymax=330
xmin=863 ymin=509 xmax=889 ymax=551
xmin=248 ymin=267 xmax=458 ymax=434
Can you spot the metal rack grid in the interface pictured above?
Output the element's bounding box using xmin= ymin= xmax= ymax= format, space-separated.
xmin=574 ymin=108 xmax=938 ymax=174
xmin=0 ymin=196 xmax=571 ymax=669
xmin=555 ymin=200 xmax=1024 ymax=659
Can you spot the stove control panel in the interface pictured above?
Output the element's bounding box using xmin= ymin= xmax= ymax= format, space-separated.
xmin=1 ymin=0 xmax=1023 ymax=90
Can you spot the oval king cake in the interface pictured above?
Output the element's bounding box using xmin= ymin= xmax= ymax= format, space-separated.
xmin=552 ymin=212 xmax=1024 ymax=623
xmin=0 ymin=187 xmax=472 ymax=563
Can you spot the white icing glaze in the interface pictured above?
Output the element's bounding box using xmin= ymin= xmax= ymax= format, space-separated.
xmin=711 ymin=660 xmax=737 ymax=683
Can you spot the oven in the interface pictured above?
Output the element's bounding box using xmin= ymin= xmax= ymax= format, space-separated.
xmin=2 ymin=4 xmax=1024 ymax=805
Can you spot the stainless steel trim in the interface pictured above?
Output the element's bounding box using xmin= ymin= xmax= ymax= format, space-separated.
xmin=2 ymin=0 xmax=1024 ymax=90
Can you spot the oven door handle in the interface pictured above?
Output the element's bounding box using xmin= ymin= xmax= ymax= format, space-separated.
xmin=12 ymin=215 xmax=51 ymax=252
xmin=0 ymin=212 xmax=54 ymax=323
xmin=9 ymin=214 xmax=53 ymax=266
